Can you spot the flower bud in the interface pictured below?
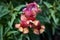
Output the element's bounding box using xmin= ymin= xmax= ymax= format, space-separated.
xmin=15 ymin=24 xmax=20 ymax=28
xmin=40 ymin=29 xmax=45 ymax=34
xmin=40 ymin=25 xmax=45 ymax=34
xmin=33 ymin=29 xmax=39 ymax=35
xmin=23 ymin=28 xmax=29 ymax=34
xmin=19 ymin=27 xmax=23 ymax=32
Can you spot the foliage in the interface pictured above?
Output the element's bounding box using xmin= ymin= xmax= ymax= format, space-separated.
xmin=0 ymin=0 xmax=60 ymax=40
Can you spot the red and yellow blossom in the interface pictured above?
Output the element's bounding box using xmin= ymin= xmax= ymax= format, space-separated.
xmin=15 ymin=2 xmax=45 ymax=35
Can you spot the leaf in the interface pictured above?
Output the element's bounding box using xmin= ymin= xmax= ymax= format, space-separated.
xmin=57 ymin=5 xmax=60 ymax=11
xmin=4 ymin=27 xmax=11 ymax=36
xmin=29 ymin=33 xmax=40 ymax=40
xmin=25 ymin=35 xmax=30 ymax=40
xmin=49 ymin=9 xmax=59 ymax=24
xmin=7 ymin=31 xmax=19 ymax=36
xmin=52 ymin=22 xmax=57 ymax=35
xmin=43 ymin=1 xmax=53 ymax=8
xmin=4 ymin=12 xmax=17 ymax=35
xmin=8 ymin=12 xmax=17 ymax=29
xmin=39 ymin=0 xmax=43 ymax=4
xmin=14 ymin=5 xmax=25 ymax=11
xmin=49 ymin=9 xmax=58 ymax=35
xmin=36 ymin=14 xmax=50 ymax=24
xmin=0 ymin=24 xmax=3 ymax=40
xmin=4 ymin=11 xmax=18 ymax=37
xmin=0 ymin=3 xmax=9 ymax=18
xmin=18 ymin=11 xmax=23 ymax=14
xmin=23 ymin=34 xmax=30 ymax=40
xmin=18 ymin=34 xmax=24 ymax=40
xmin=45 ymin=31 xmax=52 ymax=40
xmin=55 ymin=25 xmax=60 ymax=35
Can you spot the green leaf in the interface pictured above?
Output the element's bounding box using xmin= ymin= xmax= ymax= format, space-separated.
xmin=0 ymin=24 xmax=3 ymax=40
xmin=45 ymin=31 xmax=52 ymax=40
xmin=25 ymin=36 xmax=30 ymax=40
xmin=18 ymin=34 xmax=24 ymax=40
xmin=4 ymin=12 xmax=17 ymax=36
xmin=57 ymin=5 xmax=60 ymax=11
xmin=52 ymin=23 xmax=57 ymax=35
xmin=7 ymin=31 xmax=18 ymax=36
xmin=49 ymin=9 xmax=58 ymax=24
xmin=8 ymin=12 xmax=17 ymax=29
xmin=14 ymin=5 xmax=25 ymax=11
xmin=4 ymin=27 xmax=11 ymax=36
xmin=43 ymin=1 xmax=53 ymax=8
xmin=23 ymin=34 xmax=30 ymax=40
xmin=0 ymin=4 xmax=9 ymax=18
xmin=29 ymin=33 xmax=40 ymax=40
xmin=36 ymin=14 xmax=50 ymax=23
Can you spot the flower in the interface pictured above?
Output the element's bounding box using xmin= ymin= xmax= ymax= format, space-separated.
xmin=33 ymin=29 xmax=40 ymax=35
xmin=20 ymin=14 xmax=27 ymax=21
xmin=20 ymin=21 xmax=28 ymax=28
xmin=23 ymin=2 xmax=41 ymax=18
xmin=26 ymin=2 xmax=41 ymax=13
xmin=27 ymin=16 xmax=36 ymax=21
xmin=40 ymin=25 xmax=45 ymax=34
xmin=15 ymin=2 xmax=45 ymax=34
xmin=33 ymin=25 xmax=45 ymax=34
xmin=23 ymin=28 xmax=29 ymax=34
xmin=15 ymin=24 xmax=20 ymax=28
xmin=19 ymin=27 xmax=23 ymax=32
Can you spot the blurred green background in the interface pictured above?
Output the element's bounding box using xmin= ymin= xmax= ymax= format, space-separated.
xmin=0 ymin=0 xmax=60 ymax=40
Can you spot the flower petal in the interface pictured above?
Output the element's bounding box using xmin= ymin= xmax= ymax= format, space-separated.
xmin=40 ymin=29 xmax=45 ymax=34
xmin=15 ymin=24 xmax=20 ymax=28
xmin=19 ymin=27 xmax=24 ymax=32
xmin=33 ymin=29 xmax=39 ymax=35
xmin=23 ymin=28 xmax=29 ymax=34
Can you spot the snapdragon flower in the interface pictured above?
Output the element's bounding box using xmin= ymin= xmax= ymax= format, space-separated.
xmin=15 ymin=2 xmax=45 ymax=35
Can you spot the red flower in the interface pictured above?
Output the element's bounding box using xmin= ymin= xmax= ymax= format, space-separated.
xmin=23 ymin=8 xmax=36 ymax=17
xmin=23 ymin=2 xmax=41 ymax=17
xmin=20 ymin=14 xmax=29 ymax=28
xmin=15 ymin=2 xmax=45 ymax=34
xmin=26 ymin=2 xmax=41 ymax=13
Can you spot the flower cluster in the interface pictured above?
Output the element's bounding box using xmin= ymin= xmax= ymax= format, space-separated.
xmin=15 ymin=2 xmax=45 ymax=35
